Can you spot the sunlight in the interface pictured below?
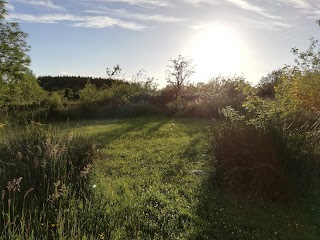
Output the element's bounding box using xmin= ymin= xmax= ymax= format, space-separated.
xmin=187 ymin=23 xmax=244 ymax=81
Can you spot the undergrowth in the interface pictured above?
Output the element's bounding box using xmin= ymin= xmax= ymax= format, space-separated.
xmin=0 ymin=123 xmax=106 ymax=239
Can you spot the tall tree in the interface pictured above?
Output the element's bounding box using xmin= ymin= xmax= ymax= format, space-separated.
xmin=0 ymin=0 xmax=31 ymax=82
xmin=166 ymin=55 xmax=195 ymax=100
xmin=0 ymin=1 xmax=45 ymax=109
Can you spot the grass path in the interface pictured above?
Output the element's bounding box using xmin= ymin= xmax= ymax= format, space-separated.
xmin=63 ymin=117 xmax=319 ymax=239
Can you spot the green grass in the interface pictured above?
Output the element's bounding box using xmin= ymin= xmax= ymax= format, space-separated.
xmin=57 ymin=116 xmax=319 ymax=239
xmin=1 ymin=116 xmax=319 ymax=239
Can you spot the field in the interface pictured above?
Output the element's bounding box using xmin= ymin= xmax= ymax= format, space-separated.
xmin=44 ymin=116 xmax=319 ymax=239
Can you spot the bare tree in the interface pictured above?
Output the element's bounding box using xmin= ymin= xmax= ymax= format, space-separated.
xmin=106 ymin=64 xmax=123 ymax=79
xmin=166 ymin=55 xmax=195 ymax=100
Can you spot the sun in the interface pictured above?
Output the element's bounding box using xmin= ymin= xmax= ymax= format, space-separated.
xmin=187 ymin=23 xmax=243 ymax=81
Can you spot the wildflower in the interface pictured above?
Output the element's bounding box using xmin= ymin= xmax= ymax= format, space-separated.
xmin=6 ymin=177 xmax=22 ymax=192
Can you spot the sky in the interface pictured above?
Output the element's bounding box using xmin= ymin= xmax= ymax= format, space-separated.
xmin=4 ymin=0 xmax=320 ymax=86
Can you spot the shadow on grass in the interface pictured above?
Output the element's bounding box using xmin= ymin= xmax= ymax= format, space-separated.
xmin=190 ymin=174 xmax=320 ymax=240
xmin=85 ymin=117 xmax=170 ymax=147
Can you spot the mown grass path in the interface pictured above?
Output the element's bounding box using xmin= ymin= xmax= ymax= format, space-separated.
xmin=62 ymin=116 xmax=319 ymax=240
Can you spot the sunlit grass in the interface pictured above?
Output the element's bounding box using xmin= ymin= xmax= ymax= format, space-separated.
xmin=1 ymin=116 xmax=319 ymax=239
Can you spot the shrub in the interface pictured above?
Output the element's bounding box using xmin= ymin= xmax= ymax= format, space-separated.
xmin=209 ymin=104 xmax=320 ymax=202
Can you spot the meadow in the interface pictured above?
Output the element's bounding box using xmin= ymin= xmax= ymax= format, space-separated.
xmin=1 ymin=116 xmax=319 ymax=239
xmin=1 ymin=1 xmax=320 ymax=238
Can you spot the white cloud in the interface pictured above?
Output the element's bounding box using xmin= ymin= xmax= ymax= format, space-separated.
xmin=8 ymin=13 xmax=82 ymax=23
xmin=183 ymin=0 xmax=221 ymax=6
xmin=8 ymin=12 xmax=146 ymax=30
xmin=184 ymin=0 xmax=281 ymax=19
xmin=94 ymin=0 xmax=173 ymax=8
xmin=85 ymin=8 xmax=187 ymax=23
xmin=271 ymin=0 xmax=312 ymax=9
xmin=72 ymin=16 xmax=146 ymax=30
xmin=241 ymin=18 xmax=293 ymax=30
xmin=228 ymin=0 xmax=283 ymax=19
xmin=13 ymin=0 xmax=64 ymax=10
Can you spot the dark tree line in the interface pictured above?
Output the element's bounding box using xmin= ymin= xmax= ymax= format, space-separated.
xmin=38 ymin=76 xmax=119 ymax=91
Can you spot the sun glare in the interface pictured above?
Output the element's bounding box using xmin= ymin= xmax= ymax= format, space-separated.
xmin=187 ymin=24 xmax=243 ymax=81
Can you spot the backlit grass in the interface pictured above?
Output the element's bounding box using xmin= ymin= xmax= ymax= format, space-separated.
xmin=1 ymin=116 xmax=319 ymax=239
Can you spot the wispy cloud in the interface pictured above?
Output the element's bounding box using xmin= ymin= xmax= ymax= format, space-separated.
xmin=271 ymin=0 xmax=312 ymax=9
xmin=72 ymin=16 xmax=146 ymax=30
xmin=241 ymin=18 xmax=293 ymax=31
xmin=94 ymin=0 xmax=173 ymax=8
xmin=184 ymin=0 xmax=281 ymax=19
xmin=182 ymin=0 xmax=221 ymax=6
xmin=225 ymin=0 xmax=280 ymax=19
xmin=7 ymin=13 xmax=146 ymax=30
xmin=192 ymin=18 xmax=292 ymax=32
xmin=85 ymin=8 xmax=187 ymax=23
xmin=7 ymin=13 xmax=82 ymax=23
xmin=12 ymin=0 xmax=64 ymax=10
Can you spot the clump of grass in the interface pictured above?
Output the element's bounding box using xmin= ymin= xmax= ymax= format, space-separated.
xmin=211 ymin=122 xmax=291 ymax=201
xmin=210 ymin=119 xmax=320 ymax=202
xmin=0 ymin=123 xmax=102 ymax=238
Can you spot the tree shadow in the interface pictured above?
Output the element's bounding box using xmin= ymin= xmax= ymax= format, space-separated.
xmin=85 ymin=117 xmax=170 ymax=147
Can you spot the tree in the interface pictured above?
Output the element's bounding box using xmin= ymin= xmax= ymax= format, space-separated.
xmin=0 ymin=0 xmax=31 ymax=82
xmin=0 ymin=1 xmax=45 ymax=109
xmin=291 ymin=37 xmax=320 ymax=73
xmin=166 ymin=55 xmax=195 ymax=100
xmin=106 ymin=64 xmax=123 ymax=80
xmin=257 ymin=69 xmax=283 ymax=98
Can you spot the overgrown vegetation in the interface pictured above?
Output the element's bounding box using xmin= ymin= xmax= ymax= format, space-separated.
xmin=2 ymin=118 xmax=317 ymax=239
xmin=0 ymin=123 xmax=103 ymax=239
xmin=1 ymin=0 xmax=320 ymax=238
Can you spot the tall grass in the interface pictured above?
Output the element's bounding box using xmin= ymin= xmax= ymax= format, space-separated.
xmin=0 ymin=123 xmax=105 ymax=239
xmin=209 ymin=118 xmax=320 ymax=202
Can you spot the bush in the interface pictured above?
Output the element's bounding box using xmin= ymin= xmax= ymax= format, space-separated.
xmin=209 ymin=106 xmax=320 ymax=202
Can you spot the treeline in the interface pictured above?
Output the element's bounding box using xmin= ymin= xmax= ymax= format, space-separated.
xmin=38 ymin=76 xmax=118 ymax=93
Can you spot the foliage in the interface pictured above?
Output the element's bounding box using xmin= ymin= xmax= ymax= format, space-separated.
xmin=257 ymin=69 xmax=283 ymax=98
xmin=0 ymin=1 xmax=45 ymax=112
xmin=0 ymin=0 xmax=31 ymax=82
xmin=275 ymin=67 xmax=320 ymax=114
xmin=209 ymin=62 xmax=320 ymax=203
xmin=79 ymin=73 xmax=157 ymax=107
xmin=292 ymin=37 xmax=320 ymax=72
xmin=38 ymin=75 xmax=116 ymax=95
xmin=41 ymin=91 xmax=65 ymax=111
xmin=165 ymin=75 xmax=247 ymax=118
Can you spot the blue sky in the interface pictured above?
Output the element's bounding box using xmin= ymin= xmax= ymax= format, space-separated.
xmin=5 ymin=0 xmax=320 ymax=86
